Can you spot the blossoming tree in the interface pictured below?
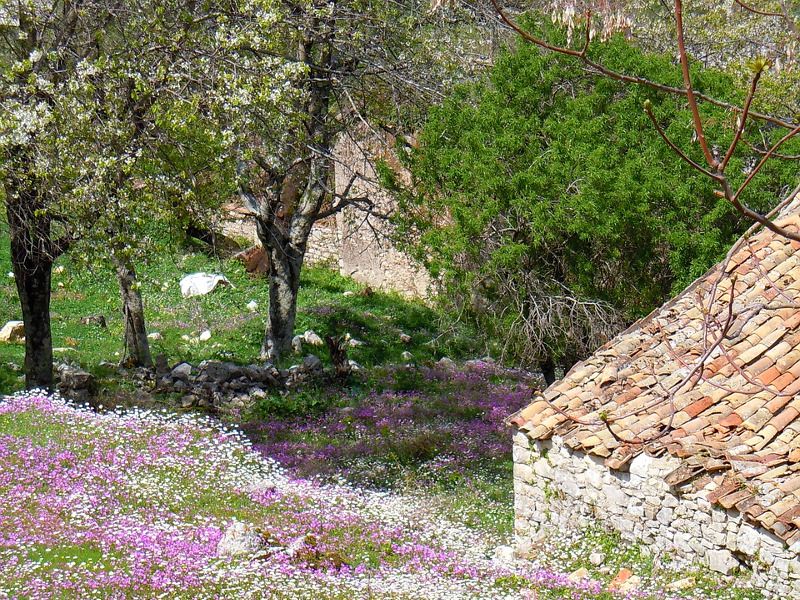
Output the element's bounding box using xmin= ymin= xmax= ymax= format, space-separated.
xmin=0 ymin=0 xmax=292 ymax=386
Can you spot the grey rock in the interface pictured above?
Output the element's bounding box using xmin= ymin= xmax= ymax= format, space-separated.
xmin=656 ymin=507 xmax=674 ymax=525
xmin=171 ymin=362 xmax=193 ymax=380
xmin=493 ymin=545 xmax=515 ymax=563
xmin=291 ymin=335 xmax=303 ymax=354
xmin=589 ymin=552 xmax=606 ymax=566
xmin=736 ymin=524 xmax=762 ymax=556
xmin=197 ymin=361 xmax=244 ymax=383
xmin=629 ymin=454 xmax=655 ymax=478
xmin=303 ymin=355 xmax=323 ymax=371
xmin=303 ymin=330 xmax=324 ymax=346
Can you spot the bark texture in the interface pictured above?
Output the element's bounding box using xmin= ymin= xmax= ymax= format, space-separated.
xmin=115 ymin=257 xmax=152 ymax=368
xmin=245 ymin=29 xmax=334 ymax=363
xmin=6 ymin=184 xmax=59 ymax=389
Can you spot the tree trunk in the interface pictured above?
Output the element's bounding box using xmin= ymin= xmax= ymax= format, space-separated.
xmin=260 ymin=240 xmax=304 ymax=363
xmin=540 ymin=355 xmax=556 ymax=387
xmin=13 ymin=259 xmax=54 ymax=389
xmin=115 ymin=257 xmax=152 ymax=368
xmin=6 ymin=179 xmax=58 ymax=389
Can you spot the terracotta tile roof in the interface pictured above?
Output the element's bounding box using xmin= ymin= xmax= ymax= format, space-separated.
xmin=510 ymin=205 xmax=800 ymax=548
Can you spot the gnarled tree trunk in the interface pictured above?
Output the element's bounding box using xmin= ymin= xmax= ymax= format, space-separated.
xmin=256 ymin=215 xmax=310 ymax=363
xmin=115 ymin=257 xmax=152 ymax=368
xmin=242 ymin=29 xmax=335 ymax=364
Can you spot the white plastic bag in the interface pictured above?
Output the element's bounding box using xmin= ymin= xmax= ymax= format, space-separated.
xmin=179 ymin=273 xmax=232 ymax=298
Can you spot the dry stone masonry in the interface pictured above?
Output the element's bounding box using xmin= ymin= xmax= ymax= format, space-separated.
xmin=513 ymin=432 xmax=800 ymax=597
xmin=509 ymin=201 xmax=800 ymax=598
xmin=219 ymin=132 xmax=431 ymax=299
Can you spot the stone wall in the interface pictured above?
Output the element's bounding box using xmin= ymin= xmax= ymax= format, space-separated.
xmin=219 ymin=134 xmax=433 ymax=299
xmin=305 ymin=218 xmax=340 ymax=267
xmin=512 ymin=432 xmax=800 ymax=597
xmin=219 ymin=208 xmax=341 ymax=268
xmin=333 ymin=135 xmax=432 ymax=298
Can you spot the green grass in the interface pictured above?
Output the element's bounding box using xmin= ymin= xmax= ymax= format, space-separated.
xmin=0 ymin=225 xmax=483 ymax=394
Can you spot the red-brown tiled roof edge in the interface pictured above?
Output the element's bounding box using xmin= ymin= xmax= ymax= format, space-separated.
xmin=510 ymin=199 xmax=800 ymax=548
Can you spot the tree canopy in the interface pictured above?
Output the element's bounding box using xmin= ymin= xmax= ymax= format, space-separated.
xmin=397 ymin=24 xmax=800 ymax=372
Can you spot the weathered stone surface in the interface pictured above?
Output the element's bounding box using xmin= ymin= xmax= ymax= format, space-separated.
xmin=736 ymin=525 xmax=761 ymax=556
xmin=493 ymin=545 xmax=515 ymax=563
xmin=589 ymin=552 xmax=605 ymax=566
xmin=568 ymin=567 xmax=589 ymax=582
xmin=171 ymin=362 xmax=193 ymax=380
xmin=303 ymin=330 xmax=324 ymax=346
xmin=436 ymin=357 xmax=456 ymax=369
xmin=303 ymin=355 xmax=323 ymax=371
xmin=629 ymin=454 xmax=654 ymax=478
xmin=656 ymin=507 xmax=674 ymax=525
xmin=0 ymin=321 xmax=24 ymax=343
xmin=602 ymin=484 xmax=629 ymax=508
xmin=707 ymin=549 xmax=740 ymax=575
xmin=57 ymin=365 xmax=96 ymax=403
xmin=513 ymin=435 xmax=799 ymax=597
xmin=292 ymin=335 xmax=303 ymax=354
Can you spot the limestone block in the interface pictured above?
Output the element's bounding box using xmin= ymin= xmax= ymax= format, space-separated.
xmin=736 ymin=524 xmax=761 ymax=557
xmin=602 ymin=484 xmax=629 ymax=509
xmin=707 ymin=549 xmax=741 ymax=575
xmin=673 ymin=532 xmax=693 ymax=553
xmin=662 ymin=494 xmax=679 ymax=508
xmin=656 ymin=507 xmax=674 ymax=525
xmin=704 ymin=530 xmax=726 ymax=546
xmin=585 ymin=468 xmax=603 ymax=489
xmin=726 ymin=532 xmax=737 ymax=549
xmin=628 ymin=504 xmax=645 ymax=518
xmin=773 ymin=557 xmax=790 ymax=573
xmin=611 ymin=515 xmax=635 ymax=536
xmin=629 ymin=453 xmax=655 ymax=478
xmin=560 ymin=477 xmax=581 ymax=498
xmin=513 ymin=463 xmax=533 ymax=483
xmin=512 ymin=444 xmax=531 ymax=465
xmin=513 ymin=432 xmax=530 ymax=449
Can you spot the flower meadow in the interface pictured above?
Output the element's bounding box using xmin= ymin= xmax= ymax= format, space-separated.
xmin=0 ymin=372 xmax=762 ymax=599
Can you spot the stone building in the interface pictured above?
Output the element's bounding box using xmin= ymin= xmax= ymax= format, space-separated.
xmin=220 ymin=132 xmax=431 ymax=299
xmin=509 ymin=205 xmax=800 ymax=596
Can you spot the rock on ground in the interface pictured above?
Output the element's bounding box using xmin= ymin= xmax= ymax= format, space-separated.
xmin=217 ymin=522 xmax=266 ymax=558
xmin=0 ymin=321 xmax=24 ymax=343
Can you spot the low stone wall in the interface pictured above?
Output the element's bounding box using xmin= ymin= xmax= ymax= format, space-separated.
xmin=512 ymin=432 xmax=800 ymax=597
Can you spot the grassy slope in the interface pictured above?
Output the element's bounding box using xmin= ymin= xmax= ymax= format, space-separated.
xmin=0 ymin=226 xmax=481 ymax=393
